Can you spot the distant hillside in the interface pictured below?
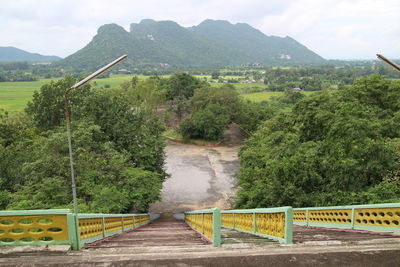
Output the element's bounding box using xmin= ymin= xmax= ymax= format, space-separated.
xmin=59 ymin=19 xmax=325 ymax=69
xmin=190 ymin=20 xmax=323 ymax=64
xmin=0 ymin=47 xmax=61 ymax=62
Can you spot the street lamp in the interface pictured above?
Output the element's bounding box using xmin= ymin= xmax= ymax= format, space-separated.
xmin=376 ymin=54 xmax=400 ymax=72
xmin=64 ymin=55 xmax=127 ymax=214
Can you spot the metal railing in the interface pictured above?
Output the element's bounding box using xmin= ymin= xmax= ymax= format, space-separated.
xmin=0 ymin=209 xmax=151 ymax=250
xmin=293 ymin=203 xmax=400 ymax=234
xmin=184 ymin=208 xmax=221 ymax=247
xmin=221 ymin=207 xmax=293 ymax=244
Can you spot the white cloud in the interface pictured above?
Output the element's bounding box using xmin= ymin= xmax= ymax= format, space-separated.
xmin=0 ymin=0 xmax=398 ymax=59
xmin=256 ymin=0 xmax=400 ymax=59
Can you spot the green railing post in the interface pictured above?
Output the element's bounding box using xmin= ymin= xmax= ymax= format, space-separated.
xmin=202 ymin=213 xmax=205 ymax=234
xmin=305 ymin=208 xmax=309 ymax=226
xmin=212 ymin=208 xmax=221 ymax=247
xmin=102 ymin=216 xmax=106 ymax=238
xmin=67 ymin=213 xmax=80 ymax=250
xmin=285 ymin=207 xmax=293 ymax=244
xmin=253 ymin=211 xmax=257 ymax=234
xmin=351 ymin=207 xmax=356 ymax=230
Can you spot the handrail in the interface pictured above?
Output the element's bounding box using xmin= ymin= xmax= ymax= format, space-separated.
xmin=293 ymin=203 xmax=400 ymax=234
xmin=0 ymin=209 xmax=151 ymax=250
xmin=77 ymin=213 xmax=150 ymax=248
xmin=221 ymin=206 xmax=293 ymax=244
xmin=184 ymin=208 xmax=221 ymax=247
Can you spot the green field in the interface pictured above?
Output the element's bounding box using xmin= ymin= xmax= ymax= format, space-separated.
xmin=242 ymin=90 xmax=314 ymax=102
xmin=0 ymin=75 xmax=135 ymax=112
xmin=0 ymin=74 xmax=272 ymax=112
xmin=0 ymin=79 xmax=57 ymax=111
xmin=93 ymin=74 xmax=150 ymax=88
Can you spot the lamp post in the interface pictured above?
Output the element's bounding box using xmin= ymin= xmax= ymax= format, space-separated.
xmin=64 ymin=55 xmax=127 ymax=214
xmin=376 ymin=54 xmax=400 ymax=72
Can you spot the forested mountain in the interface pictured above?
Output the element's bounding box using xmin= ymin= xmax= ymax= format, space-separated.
xmin=190 ymin=20 xmax=323 ymax=64
xmin=59 ymin=19 xmax=325 ymax=70
xmin=0 ymin=46 xmax=61 ymax=62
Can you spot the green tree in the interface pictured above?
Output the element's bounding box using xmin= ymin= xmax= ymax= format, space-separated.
xmin=190 ymin=84 xmax=242 ymax=122
xmin=179 ymin=104 xmax=229 ymax=141
xmin=211 ymin=71 xmax=220 ymax=79
xmin=7 ymin=76 xmax=167 ymax=212
xmin=126 ymin=78 xmax=166 ymax=110
xmin=74 ymin=89 xmax=166 ymax=175
xmin=25 ymin=76 xmax=91 ymax=130
xmin=7 ymin=121 xmax=163 ymax=213
xmin=236 ymin=75 xmax=400 ymax=208
xmin=163 ymin=73 xmax=206 ymax=100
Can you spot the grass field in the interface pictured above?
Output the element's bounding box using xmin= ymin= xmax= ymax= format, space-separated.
xmin=242 ymin=91 xmax=283 ymax=102
xmin=0 ymin=75 xmax=136 ymax=112
xmin=0 ymin=79 xmax=58 ymax=111
xmin=0 ymin=74 xmax=283 ymax=112
xmin=242 ymin=90 xmax=314 ymax=102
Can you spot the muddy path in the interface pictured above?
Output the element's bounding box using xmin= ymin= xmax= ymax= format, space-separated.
xmin=149 ymin=141 xmax=240 ymax=213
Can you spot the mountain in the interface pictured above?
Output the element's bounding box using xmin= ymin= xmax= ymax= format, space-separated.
xmin=190 ymin=20 xmax=323 ymax=63
xmin=0 ymin=46 xmax=61 ymax=62
xmin=59 ymin=19 xmax=325 ymax=69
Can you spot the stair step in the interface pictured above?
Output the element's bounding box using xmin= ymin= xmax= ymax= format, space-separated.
xmin=92 ymin=242 xmax=207 ymax=248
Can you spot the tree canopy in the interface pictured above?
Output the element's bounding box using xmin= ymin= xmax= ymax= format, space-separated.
xmin=236 ymin=75 xmax=400 ymax=208
xmin=1 ymin=76 xmax=166 ymax=213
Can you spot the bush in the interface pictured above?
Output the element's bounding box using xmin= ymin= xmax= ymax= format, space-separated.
xmin=179 ymin=104 xmax=229 ymax=141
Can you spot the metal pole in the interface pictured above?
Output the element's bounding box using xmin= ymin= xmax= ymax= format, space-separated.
xmin=64 ymin=55 xmax=127 ymax=214
xmin=65 ymin=94 xmax=78 ymax=214
xmin=376 ymin=54 xmax=400 ymax=72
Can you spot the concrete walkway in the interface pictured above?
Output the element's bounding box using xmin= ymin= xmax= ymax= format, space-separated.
xmin=2 ymin=218 xmax=400 ymax=266
xmin=150 ymin=141 xmax=240 ymax=213
xmin=84 ymin=218 xmax=208 ymax=249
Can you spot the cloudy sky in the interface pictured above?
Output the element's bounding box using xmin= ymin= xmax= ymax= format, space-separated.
xmin=0 ymin=0 xmax=399 ymax=59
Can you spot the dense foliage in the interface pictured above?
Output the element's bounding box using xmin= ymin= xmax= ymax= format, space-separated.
xmin=178 ymin=83 xmax=276 ymax=141
xmin=179 ymin=104 xmax=230 ymax=141
xmin=236 ymin=75 xmax=400 ymax=208
xmin=263 ymin=65 xmax=400 ymax=91
xmin=0 ymin=76 xmax=166 ymax=212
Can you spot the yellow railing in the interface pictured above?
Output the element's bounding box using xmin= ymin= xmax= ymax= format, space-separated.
xmin=0 ymin=210 xmax=75 ymax=248
xmin=221 ymin=207 xmax=293 ymax=244
xmin=78 ymin=213 xmax=150 ymax=247
xmin=184 ymin=208 xmax=221 ymax=247
xmin=0 ymin=210 xmax=152 ymax=250
xmin=293 ymin=203 xmax=400 ymax=234
xmin=79 ymin=217 xmax=103 ymax=240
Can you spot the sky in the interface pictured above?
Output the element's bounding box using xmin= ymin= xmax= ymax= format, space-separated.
xmin=0 ymin=0 xmax=399 ymax=60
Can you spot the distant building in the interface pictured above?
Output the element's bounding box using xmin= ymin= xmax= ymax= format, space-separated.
xmin=278 ymin=54 xmax=292 ymax=59
xmin=32 ymin=62 xmax=52 ymax=65
xmin=118 ymin=68 xmax=131 ymax=74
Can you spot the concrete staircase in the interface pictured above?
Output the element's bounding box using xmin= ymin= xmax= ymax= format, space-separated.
xmin=2 ymin=217 xmax=400 ymax=266
xmin=86 ymin=219 xmax=208 ymax=249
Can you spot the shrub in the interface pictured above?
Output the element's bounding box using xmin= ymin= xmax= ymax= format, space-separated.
xmin=179 ymin=104 xmax=229 ymax=141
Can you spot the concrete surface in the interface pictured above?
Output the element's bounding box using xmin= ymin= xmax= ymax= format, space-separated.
xmin=2 ymin=219 xmax=400 ymax=266
xmin=150 ymin=141 xmax=240 ymax=213
xmin=294 ymin=225 xmax=400 ymax=244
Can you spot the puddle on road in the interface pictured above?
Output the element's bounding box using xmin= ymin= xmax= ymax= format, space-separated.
xmin=150 ymin=142 xmax=240 ymax=213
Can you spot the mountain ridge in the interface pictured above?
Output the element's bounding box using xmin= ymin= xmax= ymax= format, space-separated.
xmin=0 ymin=46 xmax=61 ymax=62
xmin=59 ymin=19 xmax=325 ymax=69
